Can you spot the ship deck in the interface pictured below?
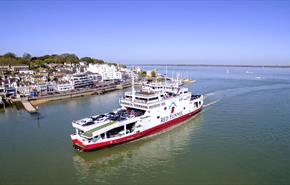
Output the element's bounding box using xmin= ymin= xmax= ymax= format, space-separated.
xmin=82 ymin=120 xmax=116 ymax=137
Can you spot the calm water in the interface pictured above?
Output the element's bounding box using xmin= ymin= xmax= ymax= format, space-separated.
xmin=1 ymin=66 xmax=290 ymax=185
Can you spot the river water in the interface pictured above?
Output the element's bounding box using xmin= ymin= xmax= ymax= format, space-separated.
xmin=1 ymin=66 xmax=290 ymax=185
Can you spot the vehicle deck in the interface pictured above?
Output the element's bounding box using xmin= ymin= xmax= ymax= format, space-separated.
xmin=83 ymin=120 xmax=116 ymax=137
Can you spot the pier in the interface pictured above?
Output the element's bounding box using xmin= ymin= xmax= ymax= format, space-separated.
xmin=21 ymin=100 xmax=37 ymax=113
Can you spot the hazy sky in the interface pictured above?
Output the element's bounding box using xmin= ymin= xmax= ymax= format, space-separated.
xmin=0 ymin=0 xmax=290 ymax=65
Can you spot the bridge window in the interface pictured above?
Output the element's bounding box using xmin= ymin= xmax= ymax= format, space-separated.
xmin=149 ymin=97 xmax=158 ymax=101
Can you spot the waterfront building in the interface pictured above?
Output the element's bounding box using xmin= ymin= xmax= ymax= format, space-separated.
xmin=37 ymin=83 xmax=49 ymax=94
xmin=0 ymin=65 xmax=10 ymax=73
xmin=79 ymin=61 xmax=87 ymax=66
xmin=0 ymin=85 xmax=5 ymax=95
xmin=19 ymin=69 xmax=34 ymax=75
xmin=47 ymin=83 xmax=56 ymax=94
xmin=35 ymin=82 xmax=55 ymax=95
xmin=85 ymin=72 xmax=102 ymax=82
xmin=11 ymin=65 xmax=29 ymax=72
xmin=18 ymin=85 xmax=33 ymax=96
xmin=87 ymin=64 xmax=122 ymax=81
xmin=74 ymin=65 xmax=87 ymax=74
xmin=71 ymin=74 xmax=93 ymax=89
xmin=4 ymin=78 xmax=18 ymax=97
xmin=56 ymin=82 xmax=74 ymax=92
xmin=5 ymin=87 xmax=16 ymax=97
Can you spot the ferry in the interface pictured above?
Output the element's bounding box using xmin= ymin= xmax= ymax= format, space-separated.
xmin=71 ymin=79 xmax=203 ymax=151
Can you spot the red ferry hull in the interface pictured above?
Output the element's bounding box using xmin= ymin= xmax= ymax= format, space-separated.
xmin=72 ymin=107 xmax=202 ymax=151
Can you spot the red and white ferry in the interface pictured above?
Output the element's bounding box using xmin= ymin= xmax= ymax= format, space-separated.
xmin=71 ymin=80 xmax=203 ymax=151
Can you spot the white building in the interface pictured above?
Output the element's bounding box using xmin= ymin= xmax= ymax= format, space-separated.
xmin=0 ymin=86 xmax=5 ymax=95
xmin=18 ymin=85 xmax=33 ymax=96
xmin=86 ymin=72 xmax=102 ymax=82
xmin=56 ymin=82 xmax=74 ymax=92
xmin=19 ymin=69 xmax=34 ymax=75
xmin=0 ymin=65 xmax=10 ymax=73
xmin=11 ymin=65 xmax=29 ymax=72
xmin=87 ymin=64 xmax=122 ymax=81
xmin=71 ymin=74 xmax=93 ymax=89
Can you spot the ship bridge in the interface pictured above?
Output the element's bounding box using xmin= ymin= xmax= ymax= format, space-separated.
xmin=119 ymin=87 xmax=190 ymax=110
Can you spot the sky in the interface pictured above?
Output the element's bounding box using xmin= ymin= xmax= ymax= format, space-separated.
xmin=0 ymin=0 xmax=290 ymax=65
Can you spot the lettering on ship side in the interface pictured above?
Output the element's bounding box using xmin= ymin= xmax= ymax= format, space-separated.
xmin=160 ymin=111 xmax=183 ymax=123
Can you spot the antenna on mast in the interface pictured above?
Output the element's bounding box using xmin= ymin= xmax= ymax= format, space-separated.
xmin=177 ymin=72 xmax=179 ymax=87
xmin=131 ymin=71 xmax=135 ymax=101
xmin=165 ymin=65 xmax=168 ymax=85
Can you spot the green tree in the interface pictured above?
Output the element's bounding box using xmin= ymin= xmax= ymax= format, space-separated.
xmin=151 ymin=70 xmax=157 ymax=77
xmin=3 ymin=52 xmax=17 ymax=59
xmin=53 ymin=55 xmax=65 ymax=63
xmin=21 ymin=53 xmax=32 ymax=65
xmin=34 ymin=59 xmax=45 ymax=67
xmin=80 ymin=57 xmax=94 ymax=63
xmin=0 ymin=52 xmax=17 ymax=65
xmin=138 ymin=70 xmax=147 ymax=78
xmin=93 ymin=58 xmax=105 ymax=64
xmin=22 ymin=53 xmax=31 ymax=60
xmin=62 ymin=53 xmax=79 ymax=64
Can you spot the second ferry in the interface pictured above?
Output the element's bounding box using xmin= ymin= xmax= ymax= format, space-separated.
xmin=71 ymin=78 xmax=203 ymax=151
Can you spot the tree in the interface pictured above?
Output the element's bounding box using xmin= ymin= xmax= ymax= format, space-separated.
xmin=34 ymin=59 xmax=45 ymax=67
xmin=53 ymin=55 xmax=65 ymax=63
xmin=93 ymin=58 xmax=105 ymax=64
xmin=22 ymin=53 xmax=31 ymax=60
xmin=0 ymin=52 xmax=17 ymax=65
xmin=80 ymin=57 xmax=94 ymax=63
xmin=151 ymin=70 xmax=157 ymax=77
xmin=138 ymin=70 xmax=147 ymax=78
xmin=3 ymin=52 xmax=17 ymax=59
xmin=62 ymin=53 xmax=79 ymax=64
xmin=22 ymin=53 xmax=32 ymax=65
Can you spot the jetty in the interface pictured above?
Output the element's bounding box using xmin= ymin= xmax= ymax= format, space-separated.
xmin=21 ymin=100 xmax=37 ymax=113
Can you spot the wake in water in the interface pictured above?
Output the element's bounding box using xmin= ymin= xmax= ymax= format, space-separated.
xmin=203 ymin=91 xmax=222 ymax=109
xmin=203 ymin=99 xmax=221 ymax=108
xmin=202 ymin=83 xmax=290 ymax=110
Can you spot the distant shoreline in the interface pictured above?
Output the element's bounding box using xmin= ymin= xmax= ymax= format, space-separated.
xmin=128 ymin=64 xmax=290 ymax=68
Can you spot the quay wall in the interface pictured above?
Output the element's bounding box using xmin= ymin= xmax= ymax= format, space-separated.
xmin=30 ymin=90 xmax=96 ymax=106
xmin=29 ymin=83 xmax=131 ymax=106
